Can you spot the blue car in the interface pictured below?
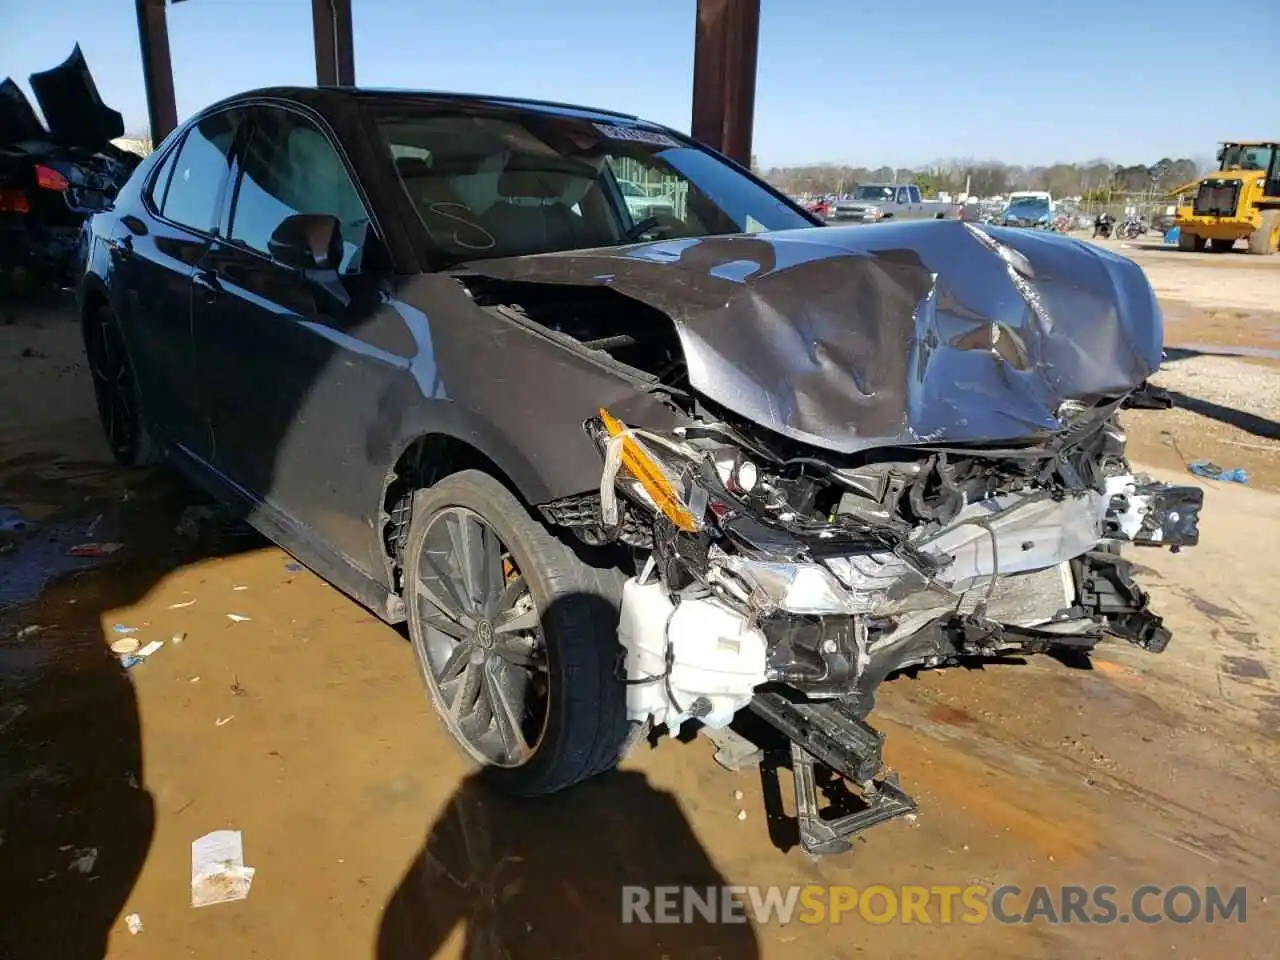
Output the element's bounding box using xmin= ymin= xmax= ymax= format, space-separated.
xmin=1002 ymin=197 xmax=1052 ymax=228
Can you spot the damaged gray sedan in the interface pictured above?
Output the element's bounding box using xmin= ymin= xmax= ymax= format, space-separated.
xmin=79 ymin=87 xmax=1202 ymax=855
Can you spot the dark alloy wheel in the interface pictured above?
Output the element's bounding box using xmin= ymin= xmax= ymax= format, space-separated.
xmin=412 ymin=504 xmax=548 ymax=768
xmin=404 ymin=470 xmax=630 ymax=796
xmin=82 ymin=305 xmax=159 ymax=467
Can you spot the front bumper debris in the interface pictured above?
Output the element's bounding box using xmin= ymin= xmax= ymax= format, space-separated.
xmin=607 ymin=470 xmax=1199 ymax=853
xmin=1104 ymin=477 xmax=1203 ymax=548
xmin=750 ymin=692 xmax=915 ymax=854
xmin=568 ymin=391 xmax=1204 ymax=854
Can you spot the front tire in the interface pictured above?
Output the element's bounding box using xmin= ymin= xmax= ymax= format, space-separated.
xmin=403 ymin=470 xmax=630 ymax=796
xmin=82 ymin=305 xmax=160 ymax=467
xmin=1247 ymin=210 xmax=1280 ymax=255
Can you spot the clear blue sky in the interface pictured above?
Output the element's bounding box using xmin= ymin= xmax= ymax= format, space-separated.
xmin=2 ymin=0 xmax=1277 ymax=168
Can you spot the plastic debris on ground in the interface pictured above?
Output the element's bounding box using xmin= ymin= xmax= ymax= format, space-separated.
xmin=69 ymin=542 xmax=122 ymax=557
xmin=191 ymin=830 xmax=255 ymax=907
xmin=120 ymin=640 xmax=164 ymax=669
xmin=85 ymin=513 xmax=102 ymax=537
xmin=226 ymin=613 xmax=251 ymax=623
xmin=15 ymin=625 xmax=41 ymax=640
xmin=112 ymin=623 xmax=139 ymax=634
xmin=700 ymin=725 xmax=763 ymax=772
xmin=215 ymin=715 xmax=235 ymax=727
xmin=167 ymin=599 xmax=198 ymax=609
xmin=125 ymin=913 xmax=143 ymax=935
xmin=1188 ymin=460 xmax=1249 ymax=484
xmin=285 ymin=562 xmax=303 ymax=572
xmin=110 ymin=637 xmax=141 ymax=656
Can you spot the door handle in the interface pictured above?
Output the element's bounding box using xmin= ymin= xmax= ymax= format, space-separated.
xmin=193 ymin=269 xmax=221 ymax=301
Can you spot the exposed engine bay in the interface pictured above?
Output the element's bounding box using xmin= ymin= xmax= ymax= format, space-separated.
xmin=460 ymin=220 xmax=1204 ymax=854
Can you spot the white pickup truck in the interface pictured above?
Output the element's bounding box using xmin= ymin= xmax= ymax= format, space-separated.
xmin=829 ymin=183 xmax=959 ymax=223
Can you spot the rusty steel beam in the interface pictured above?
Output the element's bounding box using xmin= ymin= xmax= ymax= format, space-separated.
xmin=690 ymin=0 xmax=760 ymax=167
xmin=312 ymin=0 xmax=355 ymax=87
xmin=135 ymin=0 xmax=179 ymax=143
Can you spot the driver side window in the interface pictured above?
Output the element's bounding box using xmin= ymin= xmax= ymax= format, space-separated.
xmin=229 ymin=108 xmax=370 ymax=273
xmin=896 ymin=187 xmax=909 ymax=204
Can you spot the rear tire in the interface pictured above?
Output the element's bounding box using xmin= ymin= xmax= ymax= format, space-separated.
xmin=1247 ymin=210 xmax=1280 ymax=255
xmin=403 ymin=470 xmax=630 ymax=796
xmin=1209 ymin=238 xmax=1235 ymax=253
xmin=82 ymin=304 xmax=161 ymax=467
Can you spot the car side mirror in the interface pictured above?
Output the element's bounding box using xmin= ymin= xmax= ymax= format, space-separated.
xmin=267 ymin=213 xmax=343 ymax=271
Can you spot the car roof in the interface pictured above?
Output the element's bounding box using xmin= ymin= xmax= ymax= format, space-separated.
xmin=202 ymin=85 xmax=654 ymax=126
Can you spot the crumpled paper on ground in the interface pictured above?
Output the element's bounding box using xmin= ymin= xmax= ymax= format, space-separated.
xmin=191 ymin=829 xmax=256 ymax=907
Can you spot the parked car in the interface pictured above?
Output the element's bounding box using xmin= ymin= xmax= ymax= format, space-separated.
xmin=78 ymin=85 xmax=1202 ymax=855
xmin=1 ymin=45 xmax=140 ymax=287
xmin=829 ymin=183 xmax=958 ymax=222
xmin=1001 ymin=196 xmax=1053 ymax=228
xmin=805 ymin=196 xmax=832 ymax=218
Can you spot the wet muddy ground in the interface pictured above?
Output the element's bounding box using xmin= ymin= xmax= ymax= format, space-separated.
xmin=1 ymin=258 xmax=1278 ymax=959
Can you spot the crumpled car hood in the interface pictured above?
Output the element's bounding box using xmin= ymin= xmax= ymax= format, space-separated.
xmin=27 ymin=45 xmax=124 ymax=149
xmin=462 ymin=220 xmax=1163 ymax=453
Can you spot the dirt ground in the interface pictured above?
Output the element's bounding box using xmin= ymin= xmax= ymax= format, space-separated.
xmin=1089 ymin=238 xmax=1280 ymax=491
xmin=1 ymin=246 xmax=1277 ymax=960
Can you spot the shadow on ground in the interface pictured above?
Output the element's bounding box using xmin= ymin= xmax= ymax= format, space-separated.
xmin=0 ymin=447 xmax=264 ymax=959
xmin=1162 ymin=388 xmax=1280 ymax=441
xmin=378 ymin=767 xmax=758 ymax=959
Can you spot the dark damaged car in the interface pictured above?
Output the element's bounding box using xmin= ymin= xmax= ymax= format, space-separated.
xmin=1 ymin=45 xmax=141 ymax=286
xmin=77 ymin=87 xmax=1202 ymax=855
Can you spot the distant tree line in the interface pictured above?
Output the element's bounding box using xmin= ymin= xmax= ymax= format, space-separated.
xmin=763 ymin=157 xmax=1203 ymax=199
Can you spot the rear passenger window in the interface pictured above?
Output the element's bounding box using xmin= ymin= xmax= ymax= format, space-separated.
xmin=161 ymin=110 xmax=245 ymax=232
xmin=147 ymin=143 xmax=179 ymax=212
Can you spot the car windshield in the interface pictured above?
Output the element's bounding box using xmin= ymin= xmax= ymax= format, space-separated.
xmin=852 ymin=185 xmax=896 ymax=201
xmin=1008 ymin=199 xmax=1048 ymax=213
xmin=370 ymin=105 xmax=811 ymax=266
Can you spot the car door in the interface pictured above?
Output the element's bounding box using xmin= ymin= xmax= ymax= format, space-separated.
xmin=191 ymin=104 xmax=392 ymax=575
xmin=895 ymin=186 xmax=914 ymax=218
xmin=112 ymin=110 xmax=246 ymax=456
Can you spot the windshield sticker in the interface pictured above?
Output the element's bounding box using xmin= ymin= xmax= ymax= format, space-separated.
xmin=593 ymin=123 xmax=680 ymax=148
